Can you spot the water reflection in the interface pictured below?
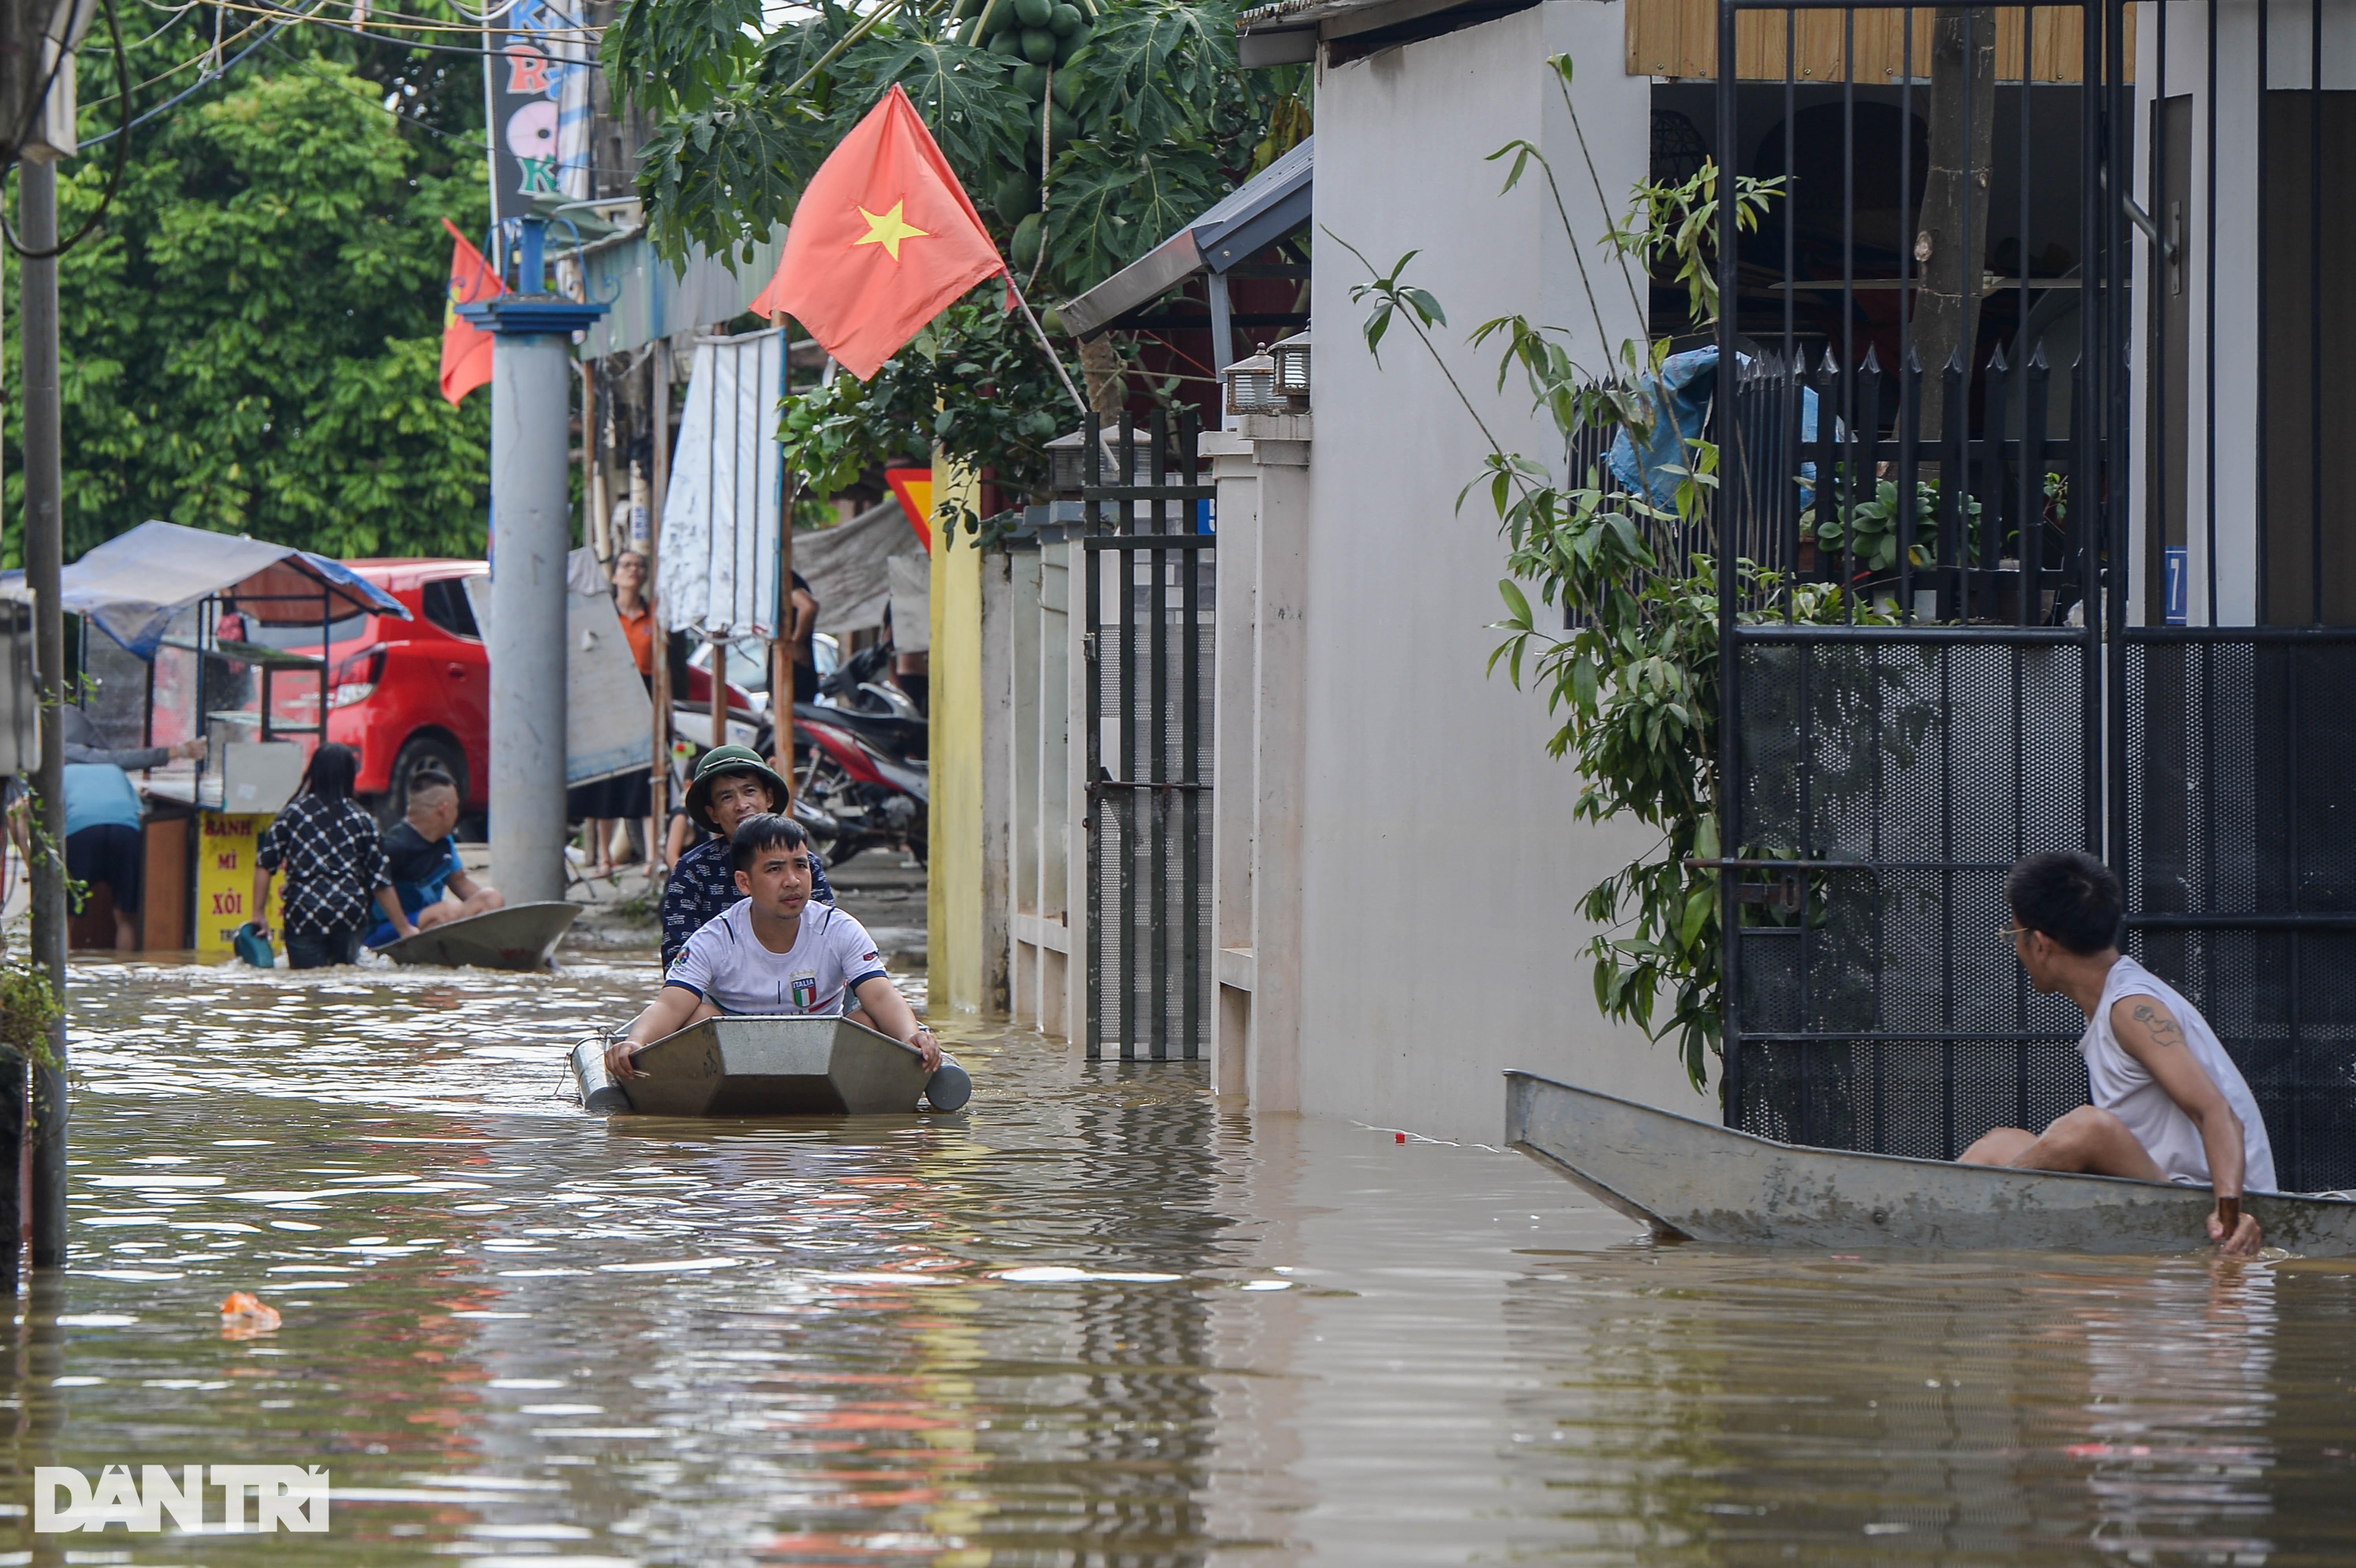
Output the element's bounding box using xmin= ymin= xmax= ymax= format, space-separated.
xmin=0 ymin=954 xmax=2348 ymax=1566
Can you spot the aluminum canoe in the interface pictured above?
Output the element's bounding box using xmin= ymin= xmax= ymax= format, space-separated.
xmin=572 ymin=1014 xmax=971 ymax=1117
xmin=1504 ymin=1071 xmax=2356 ymax=1255
xmin=371 ymin=901 xmax=579 ymax=972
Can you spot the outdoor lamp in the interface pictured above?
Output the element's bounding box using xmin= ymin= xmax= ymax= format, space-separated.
xmin=1223 ymin=352 xmax=1280 ymax=417
xmin=1045 ymin=427 xmax=1093 ymax=496
xmin=1268 ymin=330 xmax=1312 ymax=407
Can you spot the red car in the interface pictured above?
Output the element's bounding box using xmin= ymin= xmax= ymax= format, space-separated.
xmin=241 ymin=558 xmax=754 ymax=824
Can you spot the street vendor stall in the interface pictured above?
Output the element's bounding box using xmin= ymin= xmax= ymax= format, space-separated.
xmin=34 ymin=521 xmax=410 ymax=954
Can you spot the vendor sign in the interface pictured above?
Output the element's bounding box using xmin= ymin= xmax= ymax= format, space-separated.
xmin=197 ymin=814 xmax=278 ymax=958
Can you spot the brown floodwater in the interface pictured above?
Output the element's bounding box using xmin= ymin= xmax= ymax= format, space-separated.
xmin=5 ymin=950 xmax=2354 ymax=1565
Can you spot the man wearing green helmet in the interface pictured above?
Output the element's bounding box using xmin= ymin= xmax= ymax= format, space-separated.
xmin=659 ymin=744 xmax=835 ymax=970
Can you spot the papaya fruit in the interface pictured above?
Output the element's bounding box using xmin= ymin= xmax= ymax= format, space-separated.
xmin=1012 ymin=61 xmax=1048 ymax=97
xmin=1049 ymin=3 xmax=1083 ymax=33
xmin=989 ymin=28 xmax=1021 ymax=56
xmin=1012 ymin=212 xmax=1043 ymax=270
xmin=1014 ymin=0 xmax=1053 ymax=26
xmin=1021 ymin=27 xmax=1058 ymax=61
xmin=1042 ymin=102 xmax=1079 ymax=144
xmin=1052 ymin=68 xmax=1082 ymax=109
xmin=1051 ymin=28 xmax=1084 ymax=64
xmin=995 ymin=175 xmax=1041 ymax=221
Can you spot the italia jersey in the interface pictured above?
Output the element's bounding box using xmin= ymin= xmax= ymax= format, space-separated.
xmin=664 ymin=899 xmax=889 ymax=1017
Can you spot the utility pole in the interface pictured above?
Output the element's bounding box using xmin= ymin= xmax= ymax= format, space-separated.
xmin=457 ymin=217 xmax=608 ymax=903
xmin=20 ymin=155 xmax=67 ymax=1268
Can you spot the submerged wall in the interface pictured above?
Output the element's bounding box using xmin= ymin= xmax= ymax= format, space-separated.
xmin=1279 ymin=0 xmax=1707 ymax=1140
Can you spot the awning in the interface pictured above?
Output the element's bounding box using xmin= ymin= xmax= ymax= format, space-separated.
xmin=42 ymin=521 xmax=411 ymax=661
xmin=1059 ymin=136 xmax=1313 ymax=342
xmin=796 ymin=497 xmax=928 ymax=638
xmin=574 ymin=224 xmax=788 ymax=360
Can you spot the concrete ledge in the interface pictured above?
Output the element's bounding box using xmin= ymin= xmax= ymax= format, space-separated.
xmin=1240 ymin=411 xmax=1314 ymax=447
xmin=1013 ymin=910 xmax=1070 ymax=956
xmin=1218 ymin=945 xmax=1256 ymax=992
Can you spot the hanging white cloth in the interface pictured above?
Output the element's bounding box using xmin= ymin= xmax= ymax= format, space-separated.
xmin=656 ymin=328 xmax=786 ymax=639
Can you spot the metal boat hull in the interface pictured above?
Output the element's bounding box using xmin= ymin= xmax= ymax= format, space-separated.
xmin=578 ymin=1014 xmax=963 ymax=1117
xmin=373 ymin=901 xmax=579 ymax=972
xmin=1505 ymin=1071 xmax=2356 ymax=1255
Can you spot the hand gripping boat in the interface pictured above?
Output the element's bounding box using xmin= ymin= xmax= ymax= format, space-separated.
xmin=1505 ymin=1072 xmax=2356 ymax=1255
xmin=571 ymin=1014 xmax=973 ymax=1117
xmin=372 ymin=902 xmax=580 ymax=972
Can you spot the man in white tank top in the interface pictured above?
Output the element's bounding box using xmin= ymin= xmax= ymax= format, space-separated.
xmin=1959 ymin=851 xmax=2272 ymax=1255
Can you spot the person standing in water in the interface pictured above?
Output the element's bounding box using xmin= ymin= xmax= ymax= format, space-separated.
xmin=252 ymin=744 xmax=412 ymax=968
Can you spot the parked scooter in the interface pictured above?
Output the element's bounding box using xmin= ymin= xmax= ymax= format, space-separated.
xmin=811 ymin=641 xmax=926 ymax=762
xmin=788 ymin=712 xmax=927 ymax=868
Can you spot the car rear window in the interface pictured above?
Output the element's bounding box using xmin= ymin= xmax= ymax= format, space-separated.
xmin=422 ymin=577 xmax=482 ymax=639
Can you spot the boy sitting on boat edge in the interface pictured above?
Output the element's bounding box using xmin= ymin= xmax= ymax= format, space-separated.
xmin=1965 ymin=850 xmax=2272 ymax=1255
xmin=605 ymin=813 xmax=940 ymax=1080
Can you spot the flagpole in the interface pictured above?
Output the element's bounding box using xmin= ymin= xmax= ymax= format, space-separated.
xmin=1002 ymin=270 xmax=1089 ymax=418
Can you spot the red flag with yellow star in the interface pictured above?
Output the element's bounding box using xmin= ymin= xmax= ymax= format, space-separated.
xmin=439 ymin=217 xmax=503 ymax=405
xmin=748 ymin=84 xmax=1006 ymax=380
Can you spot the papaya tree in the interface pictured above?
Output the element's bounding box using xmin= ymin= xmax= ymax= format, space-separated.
xmin=604 ymin=0 xmax=1308 ymax=500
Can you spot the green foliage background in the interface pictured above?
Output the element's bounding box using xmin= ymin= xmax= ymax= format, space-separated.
xmin=605 ymin=0 xmax=1306 ymax=504
xmin=2 ymin=9 xmax=492 ymax=566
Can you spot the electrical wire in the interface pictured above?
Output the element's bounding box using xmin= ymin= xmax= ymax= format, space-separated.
xmin=79 ymin=0 xmax=327 ymax=147
xmin=221 ymin=0 xmax=598 ymax=42
xmin=3 ymin=0 xmax=133 ymax=258
xmin=258 ymin=33 xmax=486 ymax=149
xmin=3 ymin=0 xmax=96 ymax=164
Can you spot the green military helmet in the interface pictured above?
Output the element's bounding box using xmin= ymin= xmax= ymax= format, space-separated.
xmin=684 ymin=744 xmax=792 ymax=834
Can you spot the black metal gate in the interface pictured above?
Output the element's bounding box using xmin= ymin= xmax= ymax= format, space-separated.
xmin=1083 ymin=413 xmax=1215 ymax=1062
xmin=1714 ymin=0 xmax=2130 ymax=1159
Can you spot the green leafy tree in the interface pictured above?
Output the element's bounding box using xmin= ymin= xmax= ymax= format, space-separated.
xmin=606 ymin=0 xmax=1307 ymax=502
xmin=4 ymin=15 xmax=492 ymax=565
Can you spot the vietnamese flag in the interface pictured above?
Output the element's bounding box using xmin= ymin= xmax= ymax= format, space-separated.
xmin=439 ymin=217 xmax=503 ymax=405
xmin=748 ymin=84 xmax=1006 ymax=380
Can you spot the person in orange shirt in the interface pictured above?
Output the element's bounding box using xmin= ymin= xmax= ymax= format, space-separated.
xmin=613 ymin=550 xmax=657 ymax=677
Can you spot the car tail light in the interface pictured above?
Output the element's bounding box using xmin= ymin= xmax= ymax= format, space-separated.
xmin=331 ymin=645 xmax=386 ymax=709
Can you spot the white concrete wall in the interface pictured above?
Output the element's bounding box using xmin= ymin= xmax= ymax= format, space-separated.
xmin=2130 ymin=0 xmax=2344 ymax=626
xmin=1292 ymin=0 xmax=1705 ymax=1142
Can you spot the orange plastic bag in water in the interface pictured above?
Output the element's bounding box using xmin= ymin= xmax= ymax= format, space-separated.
xmin=219 ymin=1291 xmax=282 ymax=1340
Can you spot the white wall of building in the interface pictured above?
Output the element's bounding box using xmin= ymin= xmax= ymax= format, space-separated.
xmin=2130 ymin=0 xmax=2351 ymax=626
xmin=1280 ymin=0 xmax=1707 ymax=1142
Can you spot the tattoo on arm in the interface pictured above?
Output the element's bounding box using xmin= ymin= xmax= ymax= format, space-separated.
xmin=2131 ymin=1001 xmax=2184 ymax=1049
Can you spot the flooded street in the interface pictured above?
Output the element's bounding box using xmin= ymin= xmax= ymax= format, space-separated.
xmin=4 ymin=951 xmax=2351 ymax=1565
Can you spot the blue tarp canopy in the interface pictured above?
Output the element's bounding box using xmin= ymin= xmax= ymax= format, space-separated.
xmin=40 ymin=520 xmax=411 ymax=660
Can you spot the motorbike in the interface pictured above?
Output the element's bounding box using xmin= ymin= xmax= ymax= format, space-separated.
xmin=769 ymin=711 xmax=927 ymax=868
xmin=812 ymin=641 xmax=926 ymax=762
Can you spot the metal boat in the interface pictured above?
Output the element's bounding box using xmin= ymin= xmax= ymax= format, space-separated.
xmin=571 ymin=1014 xmax=973 ymax=1117
xmin=1505 ymin=1071 xmax=2356 ymax=1255
xmin=371 ymin=901 xmax=579 ymax=972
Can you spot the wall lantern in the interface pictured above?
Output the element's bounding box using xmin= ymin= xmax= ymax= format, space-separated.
xmin=1046 ymin=426 xmax=1158 ymax=496
xmin=1223 ymin=352 xmax=1280 ymax=417
xmin=1268 ymin=330 xmax=1311 ymax=406
xmin=1045 ymin=427 xmax=1094 ymax=497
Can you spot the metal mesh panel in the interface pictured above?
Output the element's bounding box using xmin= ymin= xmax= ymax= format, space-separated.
xmin=2124 ymin=632 xmax=2356 ymax=1193
xmin=1083 ymin=413 xmax=1215 ymax=1064
xmin=1732 ymin=634 xmax=2092 ymax=1160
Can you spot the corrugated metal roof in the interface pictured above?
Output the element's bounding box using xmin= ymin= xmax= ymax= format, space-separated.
xmin=1059 ymin=137 xmax=1313 ymax=340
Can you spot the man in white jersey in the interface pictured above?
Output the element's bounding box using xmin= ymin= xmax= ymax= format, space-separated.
xmin=1961 ymin=850 xmax=2272 ymax=1254
xmin=605 ymin=813 xmax=942 ymax=1080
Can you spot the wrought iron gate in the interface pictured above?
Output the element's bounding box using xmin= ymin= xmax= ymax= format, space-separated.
xmin=1083 ymin=413 xmax=1215 ymax=1062
xmin=1714 ymin=0 xmax=2130 ymax=1159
